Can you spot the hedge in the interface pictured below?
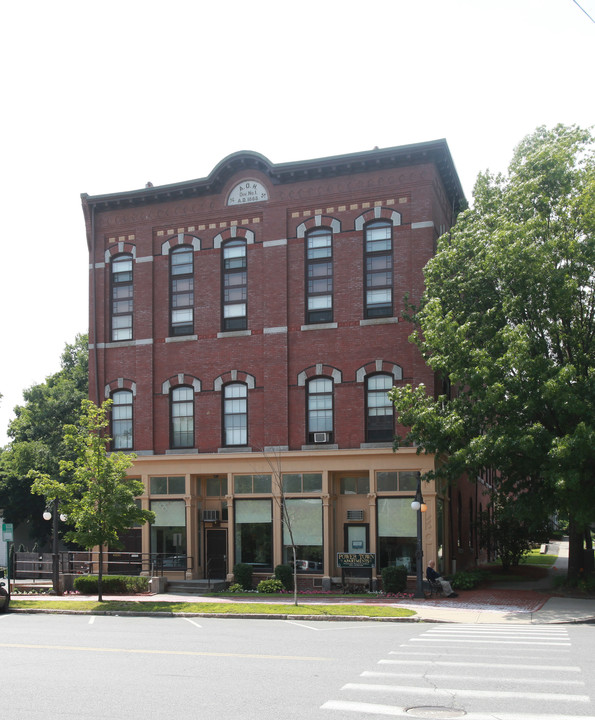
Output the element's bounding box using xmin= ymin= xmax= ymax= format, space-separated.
xmin=73 ymin=575 xmax=149 ymax=595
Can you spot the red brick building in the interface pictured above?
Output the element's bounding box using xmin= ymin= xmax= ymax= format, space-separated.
xmin=81 ymin=141 xmax=485 ymax=588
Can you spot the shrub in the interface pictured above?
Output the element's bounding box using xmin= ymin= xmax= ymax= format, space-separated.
xmin=227 ymin=583 xmax=244 ymax=593
xmin=450 ymin=569 xmax=486 ymax=590
xmin=381 ymin=564 xmax=407 ymax=593
xmin=233 ymin=563 xmax=253 ymax=590
xmin=257 ymin=578 xmax=284 ymax=593
xmin=73 ymin=575 xmax=149 ymax=594
xmin=274 ymin=564 xmax=293 ymax=591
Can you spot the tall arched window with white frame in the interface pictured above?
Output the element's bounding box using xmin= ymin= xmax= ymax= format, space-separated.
xmin=305 ymin=228 xmax=333 ymax=324
xmin=223 ymin=382 xmax=248 ymax=446
xmin=111 ymin=390 xmax=133 ymax=450
xmin=222 ymin=240 xmax=247 ymax=331
xmin=364 ymin=220 xmax=393 ymax=318
xmin=365 ymin=373 xmax=394 ymax=442
xmin=170 ymin=246 xmax=194 ymax=336
xmin=307 ymin=377 xmax=333 ymax=444
xmin=111 ymin=254 xmax=133 ymax=341
xmin=171 ymin=386 xmax=194 ymax=449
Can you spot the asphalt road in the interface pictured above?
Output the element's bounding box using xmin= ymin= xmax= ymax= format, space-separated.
xmin=2 ymin=613 xmax=595 ymax=719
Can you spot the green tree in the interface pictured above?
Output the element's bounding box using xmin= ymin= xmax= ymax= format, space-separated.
xmin=31 ymin=400 xmax=154 ymax=601
xmin=390 ymin=125 xmax=595 ymax=583
xmin=0 ymin=334 xmax=88 ymax=542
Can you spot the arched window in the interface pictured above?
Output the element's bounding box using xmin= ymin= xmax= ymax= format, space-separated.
xmin=223 ymin=382 xmax=247 ymax=446
xmin=365 ymin=373 xmax=394 ymax=442
xmin=112 ymin=390 xmax=133 ymax=449
xmin=111 ymin=254 xmax=133 ymax=340
xmin=171 ymin=386 xmax=194 ymax=448
xmin=170 ymin=246 xmax=194 ymax=336
xmin=364 ymin=220 xmax=393 ymax=318
xmin=222 ymin=240 xmax=247 ymax=331
xmin=307 ymin=377 xmax=333 ymax=444
xmin=305 ymin=228 xmax=333 ymax=324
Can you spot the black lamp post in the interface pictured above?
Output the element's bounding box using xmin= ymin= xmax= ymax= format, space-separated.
xmin=43 ymin=500 xmax=66 ymax=595
xmin=410 ymin=476 xmax=427 ymax=598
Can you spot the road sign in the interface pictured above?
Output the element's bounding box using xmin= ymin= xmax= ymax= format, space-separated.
xmin=1 ymin=523 xmax=13 ymax=542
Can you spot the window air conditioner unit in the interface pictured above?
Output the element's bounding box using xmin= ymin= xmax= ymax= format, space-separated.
xmin=347 ymin=510 xmax=364 ymax=521
xmin=203 ymin=510 xmax=220 ymax=522
xmin=313 ymin=432 xmax=328 ymax=443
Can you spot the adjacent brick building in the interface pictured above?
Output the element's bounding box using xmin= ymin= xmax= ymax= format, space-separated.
xmin=81 ymin=141 xmax=486 ymax=588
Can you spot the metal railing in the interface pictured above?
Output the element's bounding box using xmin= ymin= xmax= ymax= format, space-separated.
xmin=14 ymin=551 xmax=193 ymax=579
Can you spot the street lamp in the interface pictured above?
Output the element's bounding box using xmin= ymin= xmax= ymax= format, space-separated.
xmin=43 ymin=501 xmax=66 ymax=595
xmin=411 ymin=476 xmax=427 ymax=598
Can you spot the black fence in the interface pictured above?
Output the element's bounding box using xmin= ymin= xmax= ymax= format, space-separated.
xmin=14 ymin=551 xmax=193 ymax=579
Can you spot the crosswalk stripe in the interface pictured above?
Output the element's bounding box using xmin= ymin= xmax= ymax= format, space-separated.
xmin=410 ymin=637 xmax=571 ymax=645
xmin=382 ymin=658 xmax=581 ymax=672
xmin=342 ymin=682 xmax=590 ymax=702
xmin=321 ymin=701 xmax=595 ymax=720
xmin=362 ymin=671 xmax=585 ymax=686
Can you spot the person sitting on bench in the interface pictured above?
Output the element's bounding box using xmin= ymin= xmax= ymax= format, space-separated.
xmin=426 ymin=560 xmax=458 ymax=597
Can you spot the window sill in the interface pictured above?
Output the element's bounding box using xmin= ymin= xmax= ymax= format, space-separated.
xmin=166 ymin=335 xmax=198 ymax=343
xmin=300 ymin=322 xmax=338 ymax=331
xmin=359 ymin=317 xmax=399 ymax=326
xmin=217 ymin=330 xmax=252 ymax=338
xmin=218 ymin=446 xmax=253 ymax=453
xmin=166 ymin=448 xmax=199 ymax=455
xmin=301 ymin=444 xmax=339 ymax=451
xmin=360 ymin=442 xmax=394 ymax=449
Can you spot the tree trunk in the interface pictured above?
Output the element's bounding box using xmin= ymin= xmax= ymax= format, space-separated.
xmin=292 ymin=545 xmax=298 ymax=606
xmin=567 ymin=516 xmax=583 ymax=584
xmin=98 ymin=545 xmax=103 ymax=602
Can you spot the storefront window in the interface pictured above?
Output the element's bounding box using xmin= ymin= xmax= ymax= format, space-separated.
xmin=150 ymin=499 xmax=187 ymax=569
xmin=282 ymin=498 xmax=323 ymax=571
xmin=234 ymin=474 xmax=271 ymax=494
xmin=282 ymin=473 xmax=322 ymax=493
xmin=234 ymin=499 xmax=272 ymax=569
xmin=340 ymin=476 xmax=369 ymax=494
xmin=377 ymin=497 xmax=417 ymax=574
xmin=150 ymin=476 xmax=185 ymax=494
xmin=206 ymin=477 xmax=228 ymax=497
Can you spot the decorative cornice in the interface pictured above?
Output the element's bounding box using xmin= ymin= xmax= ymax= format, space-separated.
xmin=81 ymin=140 xmax=465 ymax=216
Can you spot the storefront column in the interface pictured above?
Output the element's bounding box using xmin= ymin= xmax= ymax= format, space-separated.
xmin=186 ymin=494 xmax=199 ymax=579
xmin=321 ymin=492 xmax=332 ymax=591
xmin=225 ymin=488 xmax=235 ymax=582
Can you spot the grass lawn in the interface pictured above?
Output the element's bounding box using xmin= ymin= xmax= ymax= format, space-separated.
xmin=520 ymin=549 xmax=558 ymax=567
xmin=9 ymin=599 xmax=416 ymax=618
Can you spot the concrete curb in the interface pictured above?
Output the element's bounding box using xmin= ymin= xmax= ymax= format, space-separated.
xmin=8 ymin=607 xmax=423 ymax=622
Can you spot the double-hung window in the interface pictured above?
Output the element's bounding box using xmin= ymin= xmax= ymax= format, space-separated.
xmin=305 ymin=228 xmax=333 ymax=323
xmin=170 ymin=246 xmax=194 ymax=336
xmin=112 ymin=390 xmax=133 ymax=449
xmin=364 ymin=220 xmax=393 ymax=318
xmin=366 ymin=373 xmax=394 ymax=442
xmin=307 ymin=377 xmax=333 ymax=444
xmin=222 ymin=240 xmax=247 ymax=331
xmin=223 ymin=382 xmax=247 ymax=446
xmin=171 ymin=386 xmax=194 ymax=448
xmin=111 ymin=254 xmax=133 ymax=340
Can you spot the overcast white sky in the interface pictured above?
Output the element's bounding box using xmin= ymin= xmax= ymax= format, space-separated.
xmin=0 ymin=0 xmax=593 ymax=445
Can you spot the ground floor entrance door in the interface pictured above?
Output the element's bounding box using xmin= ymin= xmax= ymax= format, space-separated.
xmin=205 ymin=528 xmax=227 ymax=579
xmin=345 ymin=524 xmax=369 ymax=554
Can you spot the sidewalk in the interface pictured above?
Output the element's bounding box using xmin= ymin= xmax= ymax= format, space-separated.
xmin=9 ymin=541 xmax=595 ymax=624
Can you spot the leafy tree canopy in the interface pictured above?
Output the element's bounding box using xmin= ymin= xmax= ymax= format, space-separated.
xmin=390 ymin=125 xmax=595 ymax=579
xmin=0 ymin=334 xmax=88 ymax=540
xmin=31 ymin=399 xmax=154 ymax=601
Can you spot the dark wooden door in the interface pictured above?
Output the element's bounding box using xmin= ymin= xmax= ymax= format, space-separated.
xmin=206 ymin=529 xmax=227 ymax=579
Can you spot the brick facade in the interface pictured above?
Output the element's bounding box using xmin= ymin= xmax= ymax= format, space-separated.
xmin=82 ymin=141 xmax=487 ymax=586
